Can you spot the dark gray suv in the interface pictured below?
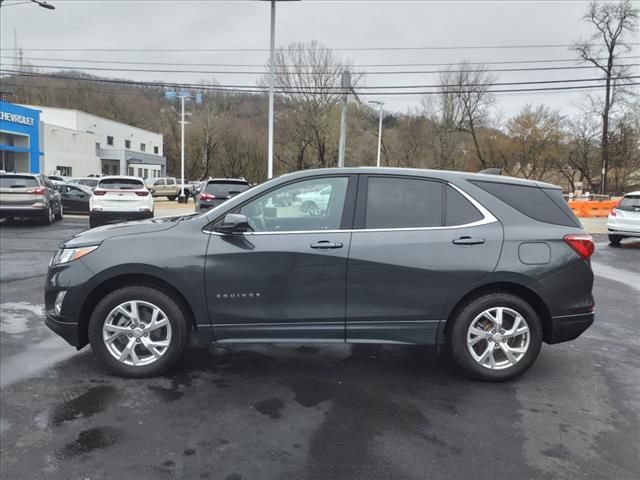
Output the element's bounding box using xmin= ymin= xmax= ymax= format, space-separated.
xmin=45 ymin=168 xmax=595 ymax=381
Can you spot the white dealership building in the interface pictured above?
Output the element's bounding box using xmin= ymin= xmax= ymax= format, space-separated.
xmin=20 ymin=104 xmax=166 ymax=178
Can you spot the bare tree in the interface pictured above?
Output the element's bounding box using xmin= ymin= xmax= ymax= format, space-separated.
xmin=271 ymin=41 xmax=356 ymax=170
xmin=437 ymin=62 xmax=496 ymax=168
xmin=565 ymin=116 xmax=601 ymax=193
xmin=574 ymin=0 xmax=639 ymax=194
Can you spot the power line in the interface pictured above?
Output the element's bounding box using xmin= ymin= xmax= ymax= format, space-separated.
xmin=2 ymin=62 xmax=638 ymax=76
xmin=3 ymin=67 xmax=636 ymax=89
xmin=4 ymin=43 xmax=638 ymax=53
xmin=3 ymin=55 xmax=638 ymax=68
xmin=3 ymin=69 xmax=638 ymax=96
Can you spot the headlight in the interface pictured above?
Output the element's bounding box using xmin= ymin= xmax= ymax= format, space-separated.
xmin=52 ymin=245 xmax=99 ymax=265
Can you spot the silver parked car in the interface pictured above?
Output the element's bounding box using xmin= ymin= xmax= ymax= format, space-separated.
xmin=0 ymin=173 xmax=63 ymax=224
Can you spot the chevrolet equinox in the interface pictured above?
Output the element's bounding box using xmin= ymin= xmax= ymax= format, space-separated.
xmin=45 ymin=168 xmax=595 ymax=381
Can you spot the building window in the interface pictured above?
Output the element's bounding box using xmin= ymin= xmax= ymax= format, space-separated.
xmin=56 ymin=166 xmax=72 ymax=176
xmin=125 ymin=139 xmax=131 ymax=149
xmin=140 ymin=143 xmax=146 ymax=152
xmin=95 ymin=142 xmax=100 ymax=156
xmin=154 ymin=146 xmax=159 ymax=154
xmin=143 ymin=168 xmax=149 ymax=178
xmin=107 ymin=136 xmax=114 ymax=146
xmin=128 ymin=167 xmax=134 ymax=176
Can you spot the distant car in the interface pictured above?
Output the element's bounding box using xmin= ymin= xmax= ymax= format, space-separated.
xmin=0 ymin=173 xmax=63 ymax=224
xmin=607 ymin=191 xmax=640 ymax=245
xmin=68 ymin=177 xmax=100 ymax=190
xmin=90 ymin=176 xmax=153 ymax=228
xmin=297 ymin=185 xmax=332 ymax=215
xmin=195 ymin=178 xmax=250 ymax=211
xmin=48 ymin=175 xmax=70 ymax=183
xmin=59 ymin=183 xmax=93 ymax=214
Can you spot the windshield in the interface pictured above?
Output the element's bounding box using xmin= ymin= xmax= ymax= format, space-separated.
xmin=0 ymin=176 xmax=38 ymax=188
xmin=205 ymin=181 xmax=250 ymax=197
xmin=98 ymin=178 xmax=144 ymax=190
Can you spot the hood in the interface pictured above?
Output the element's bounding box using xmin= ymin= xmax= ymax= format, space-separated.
xmin=62 ymin=215 xmax=194 ymax=248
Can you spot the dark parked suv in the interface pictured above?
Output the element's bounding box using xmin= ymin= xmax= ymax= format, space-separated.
xmin=195 ymin=178 xmax=250 ymax=211
xmin=45 ymin=168 xmax=595 ymax=381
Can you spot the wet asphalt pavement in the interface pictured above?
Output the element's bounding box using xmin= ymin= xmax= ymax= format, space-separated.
xmin=0 ymin=217 xmax=639 ymax=480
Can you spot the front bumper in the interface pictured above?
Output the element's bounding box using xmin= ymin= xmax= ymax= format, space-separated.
xmin=45 ymin=311 xmax=80 ymax=347
xmin=546 ymin=312 xmax=594 ymax=344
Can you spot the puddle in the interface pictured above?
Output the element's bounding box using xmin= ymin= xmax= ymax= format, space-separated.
xmin=0 ymin=302 xmax=44 ymax=335
xmin=50 ymin=385 xmax=119 ymax=426
xmin=53 ymin=426 xmax=122 ymax=460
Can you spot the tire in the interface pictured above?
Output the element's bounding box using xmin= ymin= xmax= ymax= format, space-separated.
xmin=167 ymin=196 xmax=176 ymax=201
xmin=301 ymin=201 xmax=320 ymax=216
xmin=608 ymin=234 xmax=622 ymax=246
xmin=55 ymin=204 xmax=64 ymax=221
xmin=40 ymin=205 xmax=54 ymax=225
xmin=88 ymin=285 xmax=190 ymax=378
xmin=449 ymin=292 xmax=543 ymax=382
xmin=89 ymin=216 xmax=101 ymax=229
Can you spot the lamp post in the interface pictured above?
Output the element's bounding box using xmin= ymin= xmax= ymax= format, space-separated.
xmin=262 ymin=0 xmax=300 ymax=179
xmin=369 ymin=101 xmax=385 ymax=167
xmin=165 ymin=91 xmax=202 ymax=202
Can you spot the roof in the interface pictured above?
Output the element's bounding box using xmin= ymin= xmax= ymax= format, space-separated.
xmin=277 ymin=167 xmax=561 ymax=189
xmin=97 ymin=175 xmax=145 ymax=182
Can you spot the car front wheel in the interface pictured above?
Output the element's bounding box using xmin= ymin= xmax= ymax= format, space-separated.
xmin=88 ymin=286 xmax=190 ymax=377
xmin=449 ymin=292 xmax=542 ymax=382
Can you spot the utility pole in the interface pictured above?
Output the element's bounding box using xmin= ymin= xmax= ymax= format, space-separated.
xmin=180 ymin=95 xmax=186 ymax=202
xmin=267 ymin=0 xmax=276 ymax=179
xmin=337 ymin=70 xmax=351 ymax=168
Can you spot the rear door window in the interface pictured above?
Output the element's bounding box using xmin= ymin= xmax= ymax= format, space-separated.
xmin=206 ymin=181 xmax=250 ymax=197
xmin=0 ymin=176 xmax=38 ymax=188
xmin=445 ymin=185 xmax=484 ymax=226
xmin=365 ymin=177 xmax=443 ymax=229
xmin=98 ymin=178 xmax=144 ymax=190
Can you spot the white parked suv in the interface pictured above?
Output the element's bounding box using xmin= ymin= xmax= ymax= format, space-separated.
xmin=89 ymin=176 xmax=154 ymax=228
xmin=607 ymin=191 xmax=640 ymax=245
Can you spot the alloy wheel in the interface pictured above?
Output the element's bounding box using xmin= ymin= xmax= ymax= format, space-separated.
xmin=102 ymin=300 xmax=172 ymax=366
xmin=466 ymin=307 xmax=530 ymax=370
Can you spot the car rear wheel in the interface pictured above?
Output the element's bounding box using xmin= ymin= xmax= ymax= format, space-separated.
xmin=167 ymin=196 xmax=176 ymax=201
xmin=41 ymin=205 xmax=54 ymax=225
xmin=88 ymin=286 xmax=190 ymax=377
xmin=608 ymin=234 xmax=622 ymax=246
xmin=55 ymin=204 xmax=64 ymax=221
xmin=89 ymin=216 xmax=101 ymax=228
xmin=449 ymin=292 xmax=542 ymax=382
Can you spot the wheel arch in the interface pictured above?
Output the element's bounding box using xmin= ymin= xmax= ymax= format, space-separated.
xmin=442 ymin=281 xmax=553 ymax=344
xmin=77 ymin=272 xmax=199 ymax=348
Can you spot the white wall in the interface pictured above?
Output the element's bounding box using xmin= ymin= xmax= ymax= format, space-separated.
xmin=42 ymin=124 xmax=101 ymax=177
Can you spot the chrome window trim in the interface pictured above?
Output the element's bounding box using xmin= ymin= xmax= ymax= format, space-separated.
xmin=204 ymin=181 xmax=497 ymax=236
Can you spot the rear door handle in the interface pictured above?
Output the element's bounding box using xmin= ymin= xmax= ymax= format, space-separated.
xmin=311 ymin=240 xmax=344 ymax=249
xmin=452 ymin=236 xmax=485 ymax=246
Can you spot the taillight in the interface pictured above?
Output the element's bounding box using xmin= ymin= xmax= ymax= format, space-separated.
xmin=135 ymin=191 xmax=149 ymax=197
xmin=610 ymin=198 xmax=622 ymax=217
xmin=93 ymin=190 xmax=107 ymax=196
xmin=564 ymin=234 xmax=595 ymax=260
xmin=200 ymin=192 xmax=215 ymax=201
xmin=26 ymin=187 xmax=46 ymax=195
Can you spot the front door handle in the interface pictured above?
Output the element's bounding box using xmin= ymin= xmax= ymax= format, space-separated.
xmin=310 ymin=240 xmax=344 ymax=249
xmin=452 ymin=236 xmax=485 ymax=246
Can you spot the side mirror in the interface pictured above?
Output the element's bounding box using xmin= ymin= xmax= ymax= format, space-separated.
xmin=215 ymin=213 xmax=250 ymax=234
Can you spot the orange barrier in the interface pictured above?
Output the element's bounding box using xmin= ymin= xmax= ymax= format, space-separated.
xmin=568 ymin=200 xmax=617 ymax=218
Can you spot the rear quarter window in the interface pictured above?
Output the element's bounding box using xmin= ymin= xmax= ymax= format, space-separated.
xmin=470 ymin=180 xmax=580 ymax=227
xmin=98 ymin=178 xmax=144 ymax=190
xmin=0 ymin=176 xmax=38 ymax=188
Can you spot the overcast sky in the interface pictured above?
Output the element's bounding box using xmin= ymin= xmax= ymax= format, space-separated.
xmin=1 ymin=0 xmax=638 ymax=119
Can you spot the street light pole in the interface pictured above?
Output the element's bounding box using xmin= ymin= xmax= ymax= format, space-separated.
xmin=180 ymin=94 xmax=186 ymax=201
xmin=0 ymin=0 xmax=56 ymax=9
xmin=369 ymin=101 xmax=385 ymax=167
xmin=267 ymin=0 xmax=276 ymax=179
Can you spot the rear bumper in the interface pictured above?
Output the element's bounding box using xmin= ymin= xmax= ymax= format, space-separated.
xmin=0 ymin=205 xmax=47 ymax=217
xmin=90 ymin=210 xmax=153 ymax=222
xmin=607 ymin=228 xmax=640 ymax=237
xmin=547 ymin=312 xmax=594 ymax=344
